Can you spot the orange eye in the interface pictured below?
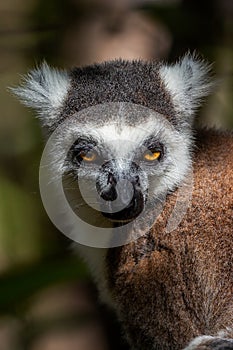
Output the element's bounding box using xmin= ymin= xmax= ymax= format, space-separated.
xmin=144 ymin=151 xmax=161 ymax=161
xmin=80 ymin=151 xmax=97 ymax=162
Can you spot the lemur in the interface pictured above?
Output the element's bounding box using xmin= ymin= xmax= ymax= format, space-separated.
xmin=13 ymin=55 xmax=233 ymax=350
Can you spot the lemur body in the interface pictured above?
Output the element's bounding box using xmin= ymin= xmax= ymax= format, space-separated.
xmin=107 ymin=129 xmax=233 ymax=350
xmin=13 ymin=56 xmax=233 ymax=350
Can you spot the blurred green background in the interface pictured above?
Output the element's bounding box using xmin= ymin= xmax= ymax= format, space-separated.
xmin=0 ymin=0 xmax=232 ymax=349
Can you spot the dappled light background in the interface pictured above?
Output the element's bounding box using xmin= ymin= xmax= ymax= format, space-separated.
xmin=0 ymin=0 xmax=232 ymax=349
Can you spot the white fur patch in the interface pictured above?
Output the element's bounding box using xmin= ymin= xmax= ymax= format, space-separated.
xmin=184 ymin=335 xmax=214 ymax=349
xmin=96 ymin=119 xmax=161 ymax=157
xmin=217 ymin=328 xmax=233 ymax=338
xmin=159 ymin=54 xmax=214 ymax=117
xmin=184 ymin=335 xmax=233 ymax=349
xmin=11 ymin=62 xmax=70 ymax=127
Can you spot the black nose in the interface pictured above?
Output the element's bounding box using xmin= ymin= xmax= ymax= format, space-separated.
xmin=102 ymin=187 xmax=144 ymax=222
xmin=99 ymin=171 xmax=140 ymax=203
xmin=96 ymin=161 xmax=144 ymax=222
xmin=99 ymin=172 xmax=117 ymax=201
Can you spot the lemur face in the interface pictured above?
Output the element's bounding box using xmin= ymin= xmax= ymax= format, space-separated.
xmin=12 ymin=55 xmax=213 ymax=237
xmin=61 ymin=102 xmax=191 ymax=226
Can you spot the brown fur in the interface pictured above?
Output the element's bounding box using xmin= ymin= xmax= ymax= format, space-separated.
xmin=106 ymin=129 xmax=233 ymax=350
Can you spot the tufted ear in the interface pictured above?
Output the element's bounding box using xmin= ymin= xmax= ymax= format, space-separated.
xmin=159 ymin=54 xmax=214 ymax=118
xmin=11 ymin=62 xmax=70 ymax=128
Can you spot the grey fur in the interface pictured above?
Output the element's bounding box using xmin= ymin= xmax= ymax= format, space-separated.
xmin=11 ymin=62 xmax=70 ymax=128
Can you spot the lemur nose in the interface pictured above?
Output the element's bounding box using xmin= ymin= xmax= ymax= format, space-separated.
xmin=107 ymin=172 xmax=117 ymax=186
xmin=96 ymin=160 xmax=145 ymax=222
xmin=96 ymin=160 xmax=143 ymax=203
xmin=100 ymin=172 xmax=118 ymax=201
xmin=133 ymin=175 xmax=140 ymax=187
xmin=107 ymin=172 xmax=140 ymax=188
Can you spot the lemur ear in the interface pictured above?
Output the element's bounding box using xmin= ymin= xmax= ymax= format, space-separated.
xmin=159 ymin=54 xmax=214 ymax=118
xmin=11 ymin=62 xmax=70 ymax=128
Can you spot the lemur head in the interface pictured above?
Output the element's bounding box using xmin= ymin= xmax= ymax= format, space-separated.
xmin=13 ymin=55 xmax=213 ymax=228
